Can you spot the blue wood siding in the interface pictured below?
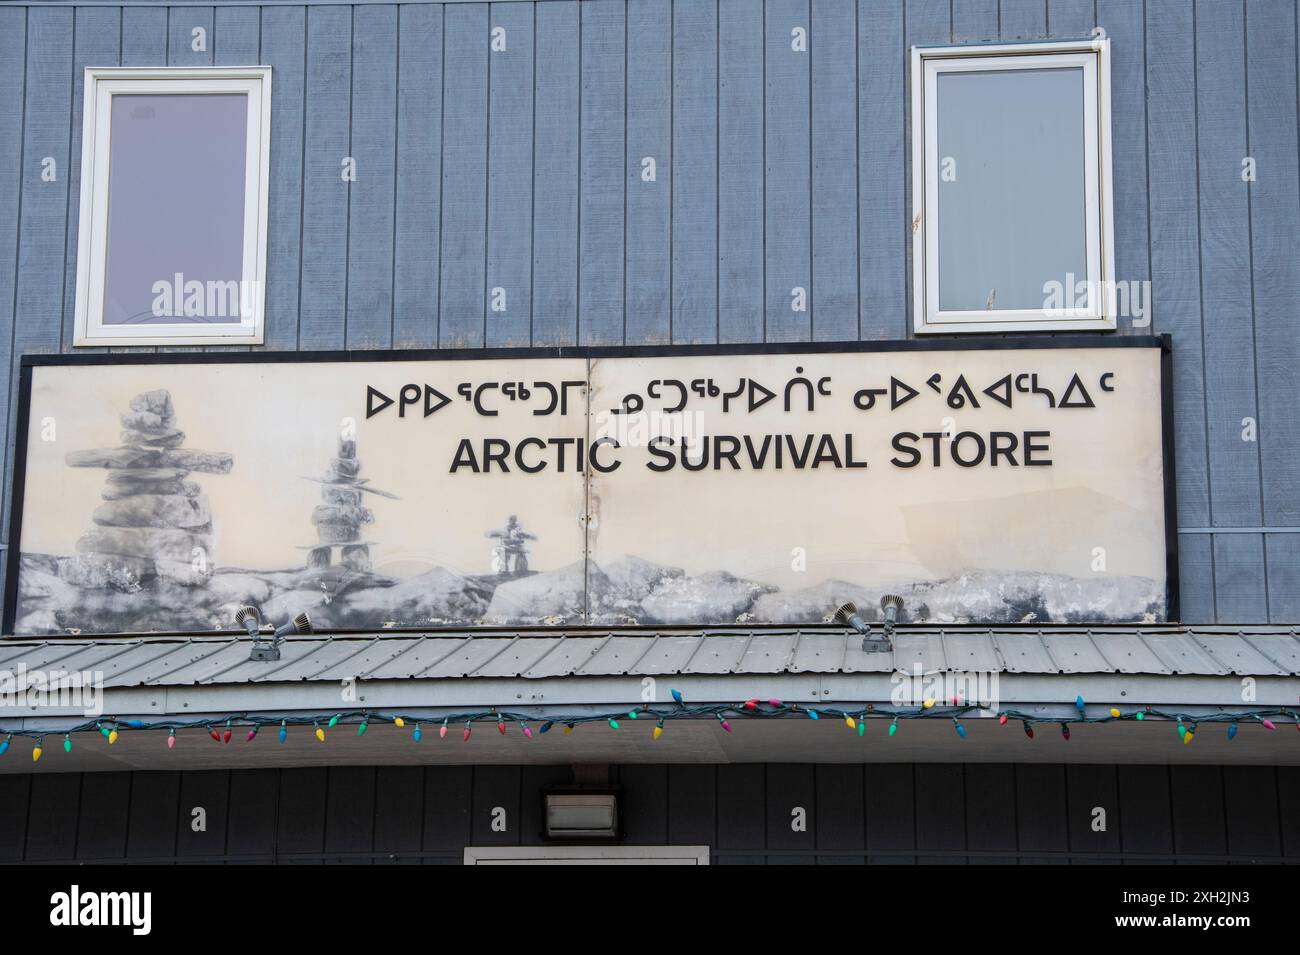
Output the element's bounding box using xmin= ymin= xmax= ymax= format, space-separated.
xmin=0 ymin=0 xmax=1297 ymax=625
xmin=0 ymin=763 xmax=1296 ymax=862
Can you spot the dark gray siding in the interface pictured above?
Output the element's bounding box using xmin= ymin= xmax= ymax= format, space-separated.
xmin=0 ymin=0 xmax=1298 ymax=623
xmin=1 ymin=762 xmax=1296 ymax=862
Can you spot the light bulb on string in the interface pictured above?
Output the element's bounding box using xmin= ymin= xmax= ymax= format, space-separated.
xmin=222 ymin=719 xmax=232 ymax=744
xmin=246 ymin=726 xmax=258 ymax=743
xmin=0 ymin=734 xmax=10 ymax=757
xmin=1060 ymin=723 xmax=1070 ymax=741
xmin=328 ymin=714 xmax=340 ymax=729
xmin=394 ymin=717 xmax=405 ymax=729
xmin=1109 ymin=708 xmax=1121 ymax=718
xmin=888 ymin=717 xmax=898 ymax=737
xmin=63 ymin=734 xmax=72 ymax=753
xmin=440 ymin=719 xmax=449 ymax=739
xmin=314 ymin=721 xmax=325 ymax=742
xmin=463 ymin=721 xmax=472 ymax=742
xmin=167 ymin=728 xmax=176 ymax=749
xmin=278 ymin=720 xmax=287 ymax=744
xmin=32 ymin=737 xmax=43 ymax=762
xmin=1227 ymin=723 xmax=1238 ymax=741
xmin=413 ymin=723 xmax=422 ymax=743
xmin=953 ymin=718 xmax=966 ymax=739
xmin=358 ymin=718 xmax=368 ymax=737
xmin=671 ymin=689 xmax=684 ymax=705
xmin=653 ymin=720 xmax=664 ymax=741
xmin=717 ymin=713 xmax=732 ymax=733
xmin=1023 ymin=721 xmax=1035 ymax=740
xmin=209 ymin=725 xmax=221 ymax=743
xmin=1183 ymin=723 xmax=1196 ymax=744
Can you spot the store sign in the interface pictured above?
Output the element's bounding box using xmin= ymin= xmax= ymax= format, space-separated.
xmin=4 ymin=340 xmax=1175 ymax=636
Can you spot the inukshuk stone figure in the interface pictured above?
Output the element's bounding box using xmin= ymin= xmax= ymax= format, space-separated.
xmin=303 ymin=437 xmax=397 ymax=572
xmin=487 ymin=514 xmax=536 ymax=576
xmin=63 ymin=390 xmax=233 ymax=589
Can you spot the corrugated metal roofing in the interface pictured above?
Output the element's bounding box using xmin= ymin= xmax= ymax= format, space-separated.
xmin=2 ymin=626 xmax=1298 ymax=688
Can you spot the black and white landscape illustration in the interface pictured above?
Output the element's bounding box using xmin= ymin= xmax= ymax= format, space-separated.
xmin=11 ymin=349 xmax=1170 ymax=636
xmin=11 ymin=391 xmax=1164 ymax=635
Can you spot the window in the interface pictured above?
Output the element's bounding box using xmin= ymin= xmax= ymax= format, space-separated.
xmin=911 ymin=40 xmax=1114 ymax=333
xmin=74 ymin=67 xmax=271 ymax=346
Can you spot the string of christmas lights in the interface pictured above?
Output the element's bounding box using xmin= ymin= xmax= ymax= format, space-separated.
xmin=1 ymin=692 xmax=1296 ymax=761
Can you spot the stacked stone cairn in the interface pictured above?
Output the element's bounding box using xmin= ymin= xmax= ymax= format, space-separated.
xmin=62 ymin=389 xmax=233 ymax=590
xmin=303 ymin=437 xmax=397 ymax=572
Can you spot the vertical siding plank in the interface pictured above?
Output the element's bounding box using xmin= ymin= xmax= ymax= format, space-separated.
xmin=1117 ymin=764 xmax=1173 ymax=861
xmin=716 ymin=763 xmax=764 ymax=864
xmin=346 ymin=4 xmax=398 ymax=349
xmin=0 ymin=776 xmax=31 ymax=861
xmin=578 ymin=0 xmax=626 ymax=344
xmin=393 ymin=3 xmax=442 ymax=349
xmin=671 ymin=0 xmax=718 ymax=343
xmin=1046 ymin=0 xmax=1092 ymax=37
xmin=24 ymin=774 xmax=80 ymax=861
xmin=1177 ymin=534 xmax=1216 ymax=623
xmin=1265 ymin=535 xmax=1300 ymax=623
xmin=1213 ymin=533 xmax=1267 ymax=622
xmin=324 ymin=766 xmax=376 ymax=863
xmin=952 ymin=0 xmax=998 ymax=42
xmin=810 ymin=0 xmax=857 ymax=342
xmin=1065 ymin=764 xmax=1120 ymax=863
xmin=531 ymin=0 xmax=580 ymax=346
xmin=717 ymin=0 xmax=764 ymax=344
xmin=1170 ymin=765 xmax=1227 ymax=860
xmin=765 ymin=763 xmax=815 ymax=864
xmin=175 ymin=770 xmax=230 ymax=860
xmin=1014 ymin=764 xmax=1068 ymax=863
xmin=1201 ymin=0 xmax=1263 ymax=527
xmin=277 ymin=767 xmax=327 ymax=863
xmin=260 ymin=4 xmax=307 ymax=351
xmin=126 ymin=771 xmax=180 ymax=861
xmin=226 ymin=769 xmax=278 ymax=862
xmin=964 ymin=763 xmax=1018 ymax=863
xmin=865 ymin=764 xmax=916 ymax=864
xmin=915 ymin=763 xmax=966 ymax=864
xmin=667 ymin=764 xmax=716 ymax=847
xmin=214 ymin=5 xmax=260 ymax=64
xmin=0 ymin=7 xmax=25 ymax=604
xmin=373 ymin=766 xmax=424 ymax=863
xmin=1147 ymin=0 xmax=1211 ymax=620
xmin=122 ymin=6 xmax=167 ymax=65
xmin=5 ymin=6 xmax=73 ymax=551
xmin=814 ymin=763 xmax=864 ymax=864
xmin=299 ymin=5 xmax=352 ymax=351
xmin=60 ymin=7 xmax=121 ymax=355
xmin=1223 ymin=766 xmax=1281 ymax=860
xmin=423 ymin=765 xmax=472 ymax=863
xmin=1195 ymin=0 xmax=1265 ymax=624
xmin=619 ymin=764 xmax=669 ymax=843
xmin=764 ymin=0 xmax=811 ymax=342
xmin=669 ymin=0 xmax=720 ymax=346
xmin=903 ymin=0 xmax=950 ymax=336
xmin=75 ymin=771 xmax=131 ymax=860
xmin=168 ymin=7 xmax=214 ymax=68
xmin=1098 ymin=0 xmax=1149 ymax=339
xmin=439 ymin=3 xmax=489 ymax=348
xmin=486 ymin=1 xmax=535 ymax=347
xmin=999 ymin=0 xmax=1047 ymax=39
xmin=470 ymin=765 xmax=520 ymax=846
xmin=624 ymin=0 xmax=671 ymax=345
xmin=1246 ymin=0 xmax=1300 ymax=534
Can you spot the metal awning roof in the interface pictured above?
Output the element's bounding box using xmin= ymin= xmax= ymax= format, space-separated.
xmin=3 ymin=625 xmax=1298 ymax=688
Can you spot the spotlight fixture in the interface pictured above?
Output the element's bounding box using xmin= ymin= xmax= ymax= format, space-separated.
xmin=238 ymin=606 xmax=313 ymax=661
xmin=834 ymin=596 xmax=903 ymax=653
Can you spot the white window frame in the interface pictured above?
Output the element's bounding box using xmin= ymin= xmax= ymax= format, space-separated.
xmin=73 ymin=66 xmax=272 ymax=347
xmin=910 ymin=39 xmax=1115 ymax=334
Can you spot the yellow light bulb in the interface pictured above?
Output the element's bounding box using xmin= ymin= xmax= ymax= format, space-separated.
xmin=1110 ymin=708 xmax=1121 ymax=718
xmin=394 ymin=717 xmax=405 ymax=728
xmin=1183 ymin=731 xmax=1194 ymax=745
xmin=563 ymin=725 xmax=574 ymax=734
xmin=923 ymin=699 xmax=935 ymax=709
xmin=32 ymin=746 xmax=42 ymax=762
xmin=315 ymin=728 xmax=325 ymax=742
xmin=845 ymin=716 xmax=857 ymax=729
xmin=108 ymin=730 xmax=119 ymax=745
xmin=653 ymin=726 xmax=663 ymax=740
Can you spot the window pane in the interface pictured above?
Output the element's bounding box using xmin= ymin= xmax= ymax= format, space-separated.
xmin=936 ymin=67 xmax=1087 ymax=312
xmin=102 ymin=93 xmax=248 ymax=325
